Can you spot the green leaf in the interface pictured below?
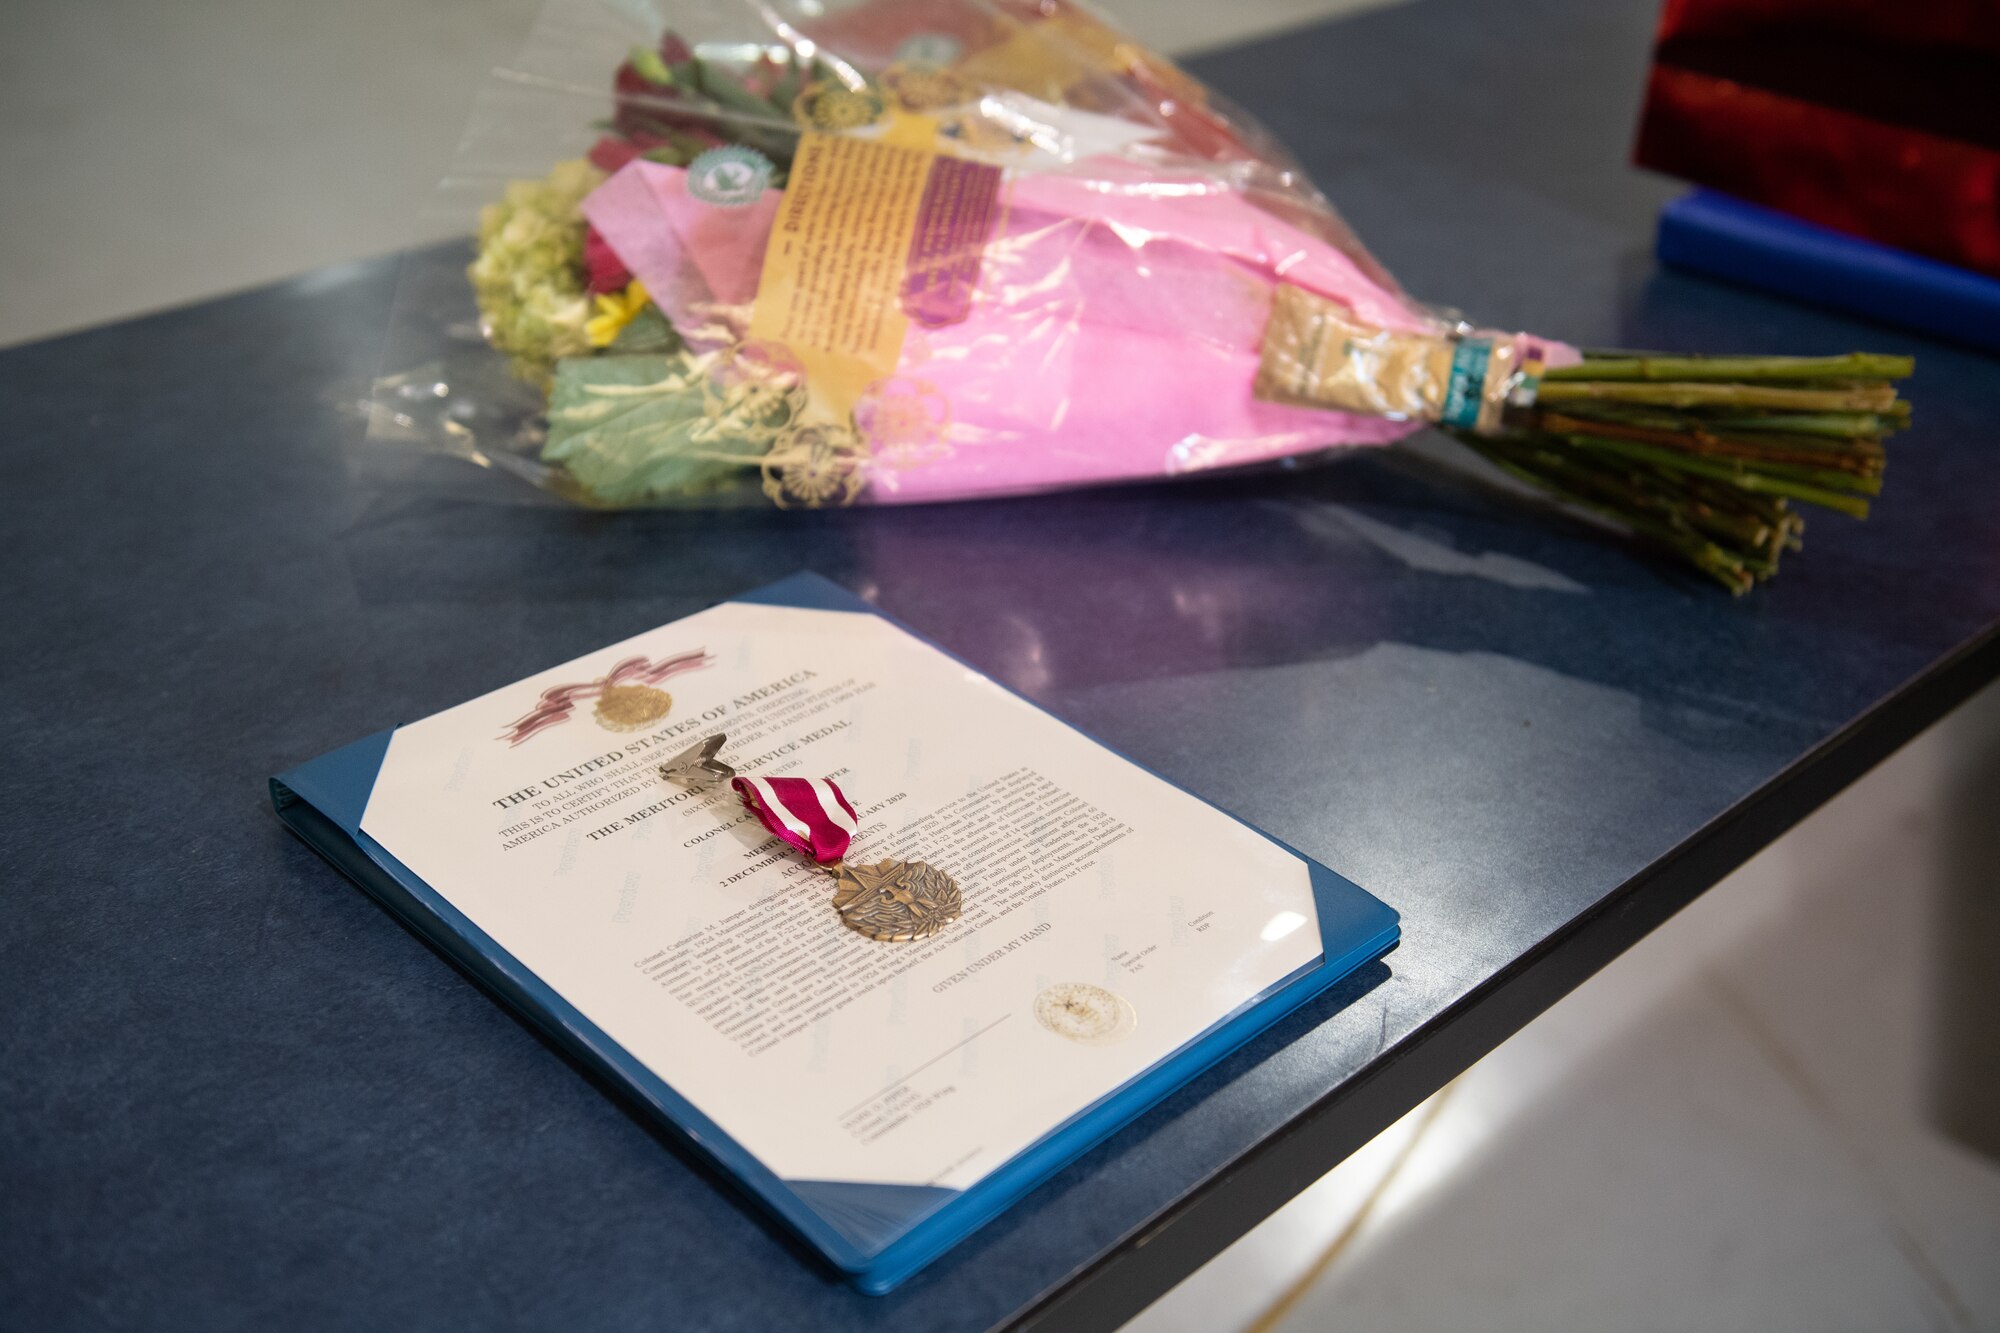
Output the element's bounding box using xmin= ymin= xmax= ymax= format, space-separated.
xmin=609 ymin=304 xmax=681 ymax=354
xmin=770 ymin=56 xmax=802 ymax=115
xmin=543 ymin=354 xmax=752 ymax=505
xmin=695 ymin=57 xmax=786 ymax=122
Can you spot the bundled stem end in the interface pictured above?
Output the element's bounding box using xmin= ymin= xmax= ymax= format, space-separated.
xmin=1450 ymin=350 xmax=1914 ymax=593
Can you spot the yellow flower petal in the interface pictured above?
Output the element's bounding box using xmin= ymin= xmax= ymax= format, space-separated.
xmin=585 ymin=280 xmax=651 ymax=347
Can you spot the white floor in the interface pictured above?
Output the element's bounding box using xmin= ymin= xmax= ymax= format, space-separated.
xmin=6 ymin=2 xmax=1996 ymax=1328
xmin=1132 ymin=679 xmax=2000 ymax=1333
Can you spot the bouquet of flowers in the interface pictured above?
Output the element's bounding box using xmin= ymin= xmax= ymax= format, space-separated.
xmin=376 ymin=0 xmax=1912 ymax=592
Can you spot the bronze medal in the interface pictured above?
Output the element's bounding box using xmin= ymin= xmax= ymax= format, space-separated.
xmin=660 ymin=733 xmax=964 ymax=943
xmin=829 ymin=858 xmax=963 ymax=942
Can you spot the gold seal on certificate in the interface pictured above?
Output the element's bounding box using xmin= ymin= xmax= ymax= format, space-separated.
xmin=1033 ymin=983 xmax=1137 ymax=1044
xmin=592 ymin=684 xmax=673 ymax=731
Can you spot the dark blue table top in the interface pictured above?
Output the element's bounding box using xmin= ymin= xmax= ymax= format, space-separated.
xmin=5 ymin=0 xmax=1998 ymax=1328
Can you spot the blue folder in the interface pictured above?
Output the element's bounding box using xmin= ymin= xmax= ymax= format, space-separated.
xmin=1657 ymin=189 xmax=2000 ymax=355
xmin=270 ymin=571 xmax=1399 ymax=1293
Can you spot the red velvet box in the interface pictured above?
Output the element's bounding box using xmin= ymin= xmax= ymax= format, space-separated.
xmin=1634 ymin=0 xmax=2000 ymax=277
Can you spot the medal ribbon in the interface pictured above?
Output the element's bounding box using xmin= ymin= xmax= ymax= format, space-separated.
xmin=731 ymin=775 xmax=859 ymax=865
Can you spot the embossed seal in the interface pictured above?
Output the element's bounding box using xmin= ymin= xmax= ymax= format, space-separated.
xmin=1033 ymin=982 xmax=1137 ymax=1044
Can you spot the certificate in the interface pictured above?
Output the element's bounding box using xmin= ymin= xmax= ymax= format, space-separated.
xmin=275 ymin=574 xmax=1396 ymax=1288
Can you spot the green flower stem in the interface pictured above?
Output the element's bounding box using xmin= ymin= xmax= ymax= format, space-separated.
xmin=1479 ymin=437 xmax=1766 ymax=562
xmin=1465 ymin=440 xmax=1758 ymax=593
xmin=1534 ymin=412 xmax=1884 ymax=474
xmin=1541 ymin=404 xmax=1898 ymax=441
xmin=1535 ymin=380 xmax=1900 ymax=413
xmin=1543 ymin=352 xmax=1913 ymax=382
xmin=1550 ymin=433 xmax=1875 ymax=513
xmin=696 ymin=57 xmax=794 ymax=121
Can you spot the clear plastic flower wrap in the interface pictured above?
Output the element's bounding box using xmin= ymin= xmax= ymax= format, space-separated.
xmin=373 ymin=0 xmax=1913 ymax=591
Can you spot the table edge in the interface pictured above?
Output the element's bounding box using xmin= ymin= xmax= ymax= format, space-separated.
xmin=1011 ymin=621 xmax=2000 ymax=1332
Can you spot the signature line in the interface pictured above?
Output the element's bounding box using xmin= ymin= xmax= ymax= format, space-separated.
xmin=838 ymin=1014 xmax=1011 ymax=1121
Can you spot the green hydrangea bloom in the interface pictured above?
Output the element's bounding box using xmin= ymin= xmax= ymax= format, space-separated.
xmin=467 ymin=159 xmax=606 ymax=387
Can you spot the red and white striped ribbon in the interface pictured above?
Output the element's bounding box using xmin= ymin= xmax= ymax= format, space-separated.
xmin=499 ymin=649 xmax=714 ymax=746
xmin=730 ymin=775 xmax=860 ymax=865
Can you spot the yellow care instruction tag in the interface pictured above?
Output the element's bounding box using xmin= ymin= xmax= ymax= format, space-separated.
xmin=748 ymin=132 xmax=935 ymax=420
